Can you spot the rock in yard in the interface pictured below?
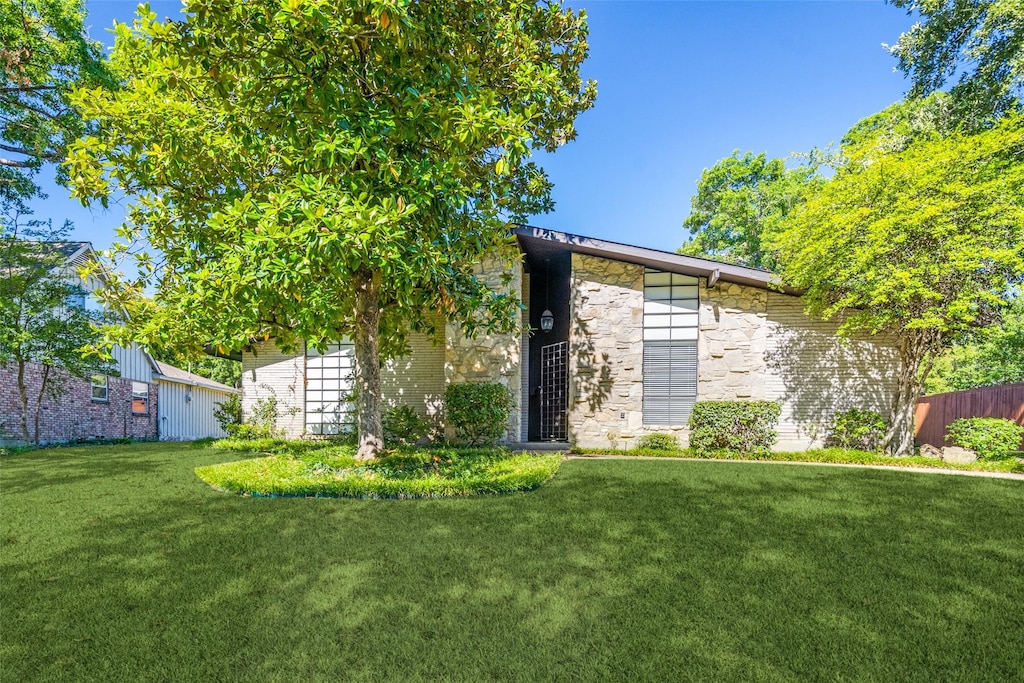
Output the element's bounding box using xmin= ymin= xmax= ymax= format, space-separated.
xmin=919 ymin=444 xmax=942 ymax=459
xmin=940 ymin=446 xmax=977 ymax=464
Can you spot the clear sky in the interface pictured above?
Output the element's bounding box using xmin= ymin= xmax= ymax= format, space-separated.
xmin=29 ymin=0 xmax=916 ymax=253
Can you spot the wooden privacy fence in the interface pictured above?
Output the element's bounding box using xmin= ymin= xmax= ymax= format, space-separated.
xmin=915 ymin=382 xmax=1024 ymax=449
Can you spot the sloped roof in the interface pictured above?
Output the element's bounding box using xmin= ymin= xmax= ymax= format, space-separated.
xmin=514 ymin=225 xmax=796 ymax=293
xmin=152 ymin=360 xmax=240 ymax=394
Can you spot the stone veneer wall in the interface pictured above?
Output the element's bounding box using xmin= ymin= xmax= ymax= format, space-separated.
xmin=567 ymin=254 xmax=900 ymax=450
xmin=567 ymin=254 xmax=646 ymax=448
xmin=444 ymin=255 xmax=523 ymax=443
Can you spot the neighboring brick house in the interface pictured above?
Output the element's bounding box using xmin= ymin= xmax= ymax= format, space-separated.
xmin=0 ymin=242 xmax=238 ymax=445
xmin=241 ymin=227 xmax=900 ymax=450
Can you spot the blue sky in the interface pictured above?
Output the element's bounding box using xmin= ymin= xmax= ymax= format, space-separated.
xmin=30 ymin=0 xmax=915 ymax=252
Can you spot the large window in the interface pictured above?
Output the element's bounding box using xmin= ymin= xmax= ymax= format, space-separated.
xmin=642 ymin=269 xmax=699 ymax=425
xmin=132 ymin=382 xmax=149 ymax=414
xmin=91 ymin=375 xmax=108 ymax=402
xmin=305 ymin=342 xmax=355 ymax=435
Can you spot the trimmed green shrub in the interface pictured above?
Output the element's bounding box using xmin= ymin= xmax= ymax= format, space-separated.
xmin=636 ymin=433 xmax=680 ymax=451
xmin=946 ymin=417 xmax=1024 ymax=460
xmin=826 ymin=408 xmax=886 ymax=451
xmin=383 ymin=405 xmax=431 ymax=446
xmin=688 ymin=401 xmax=781 ymax=457
xmin=444 ymin=382 xmax=514 ymax=446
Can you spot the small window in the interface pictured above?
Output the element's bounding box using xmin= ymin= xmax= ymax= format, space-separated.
xmin=91 ymin=375 xmax=108 ymax=401
xmin=132 ymin=381 xmax=149 ymax=414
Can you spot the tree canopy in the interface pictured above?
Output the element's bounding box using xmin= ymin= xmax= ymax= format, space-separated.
xmin=0 ymin=0 xmax=113 ymax=199
xmin=926 ymin=294 xmax=1024 ymax=394
xmin=768 ymin=106 xmax=1024 ymax=454
xmin=679 ymin=150 xmax=821 ymax=271
xmin=887 ymin=0 xmax=1023 ymax=124
xmin=67 ymin=0 xmax=596 ymax=458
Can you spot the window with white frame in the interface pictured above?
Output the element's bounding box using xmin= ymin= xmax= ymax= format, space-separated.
xmin=642 ymin=269 xmax=699 ymax=425
xmin=91 ymin=375 xmax=108 ymax=401
xmin=305 ymin=342 xmax=355 ymax=435
xmin=132 ymin=382 xmax=149 ymax=414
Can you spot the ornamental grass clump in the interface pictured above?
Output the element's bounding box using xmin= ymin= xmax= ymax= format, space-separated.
xmin=946 ymin=418 xmax=1024 ymax=461
xmin=688 ymin=401 xmax=781 ymax=458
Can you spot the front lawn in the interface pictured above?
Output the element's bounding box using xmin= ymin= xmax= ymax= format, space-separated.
xmin=3 ymin=443 xmax=1024 ymax=681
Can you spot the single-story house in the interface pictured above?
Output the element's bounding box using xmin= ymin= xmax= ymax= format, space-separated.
xmin=0 ymin=242 xmax=239 ymax=445
xmin=241 ymin=227 xmax=900 ymax=450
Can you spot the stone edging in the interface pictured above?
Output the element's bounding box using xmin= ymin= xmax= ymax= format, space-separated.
xmin=565 ymin=454 xmax=1024 ymax=481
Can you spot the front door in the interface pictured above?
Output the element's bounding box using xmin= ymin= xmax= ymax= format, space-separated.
xmin=539 ymin=341 xmax=568 ymax=441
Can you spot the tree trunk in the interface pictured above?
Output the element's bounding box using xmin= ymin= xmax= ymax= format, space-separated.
xmin=352 ymin=268 xmax=384 ymax=461
xmin=16 ymin=360 xmax=29 ymax=444
xmin=882 ymin=334 xmax=928 ymax=456
xmin=33 ymin=364 xmax=50 ymax=447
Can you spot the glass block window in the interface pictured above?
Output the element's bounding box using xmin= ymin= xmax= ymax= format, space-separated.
xmin=91 ymin=375 xmax=108 ymax=401
xmin=131 ymin=381 xmax=149 ymax=414
xmin=643 ymin=269 xmax=699 ymax=425
xmin=305 ymin=342 xmax=355 ymax=436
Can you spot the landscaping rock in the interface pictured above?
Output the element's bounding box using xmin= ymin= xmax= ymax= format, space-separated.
xmin=919 ymin=444 xmax=942 ymax=459
xmin=940 ymin=446 xmax=977 ymax=464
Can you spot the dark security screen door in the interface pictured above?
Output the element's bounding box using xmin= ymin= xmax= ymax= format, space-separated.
xmin=540 ymin=341 xmax=568 ymax=441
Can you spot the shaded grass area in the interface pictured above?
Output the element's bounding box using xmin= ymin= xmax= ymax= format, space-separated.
xmin=196 ymin=440 xmax=561 ymax=498
xmin=3 ymin=443 xmax=1024 ymax=681
xmin=572 ymin=445 xmax=1024 ymax=473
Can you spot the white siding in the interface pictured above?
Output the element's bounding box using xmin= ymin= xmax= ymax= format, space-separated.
xmin=111 ymin=343 xmax=154 ymax=383
xmin=764 ymin=291 xmax=900 ymax=450
xmin=158 ymin=382 xmax=235 ymax=440
xmin=241 ymin=341 xmax=306 ymax=438
xmin=381 ymin=323 xmax=446 ymax=426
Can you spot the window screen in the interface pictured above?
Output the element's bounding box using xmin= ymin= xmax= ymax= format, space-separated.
xmin=642 ymin=270 xmax=699 ymax=425
xmin=132 ymin=381 xmax=149 ymax=414
xmin=91 ymin=375 xmax=108 ymax=401
xmin=305 ymin=342 xmax=355 ymax=435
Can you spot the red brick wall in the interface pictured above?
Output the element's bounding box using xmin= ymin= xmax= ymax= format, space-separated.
xmin=0 ymin=361 xmax=158 ymax=445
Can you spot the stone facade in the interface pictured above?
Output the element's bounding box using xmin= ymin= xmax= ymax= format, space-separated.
xmin=0 ymin=361 xmax=158 ymax=445
xmin=565 ymin=255 xmax=900 ymax=450
xmin=566 ymin=254 xmax=646 ymax=448
xmin=698 ymin=282 xmax=768 ymax=401
xmin=240 ymin=249 xmax=899 ymax=451
xmin=445 ymin=255 xmax=523 ymax=442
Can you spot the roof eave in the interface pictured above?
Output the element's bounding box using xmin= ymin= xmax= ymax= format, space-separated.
xmin=513 ymin=225 xmax=800 ymax=295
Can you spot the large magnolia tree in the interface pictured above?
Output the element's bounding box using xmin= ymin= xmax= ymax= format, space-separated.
xmin=67 ymin=0 xmax=596 ymax=458
xmin=769 ymin=103 xmax=1024 ymax=455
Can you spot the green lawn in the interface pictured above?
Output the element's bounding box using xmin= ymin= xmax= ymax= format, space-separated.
xmin=3 ymin=443 xmax=1024 ymax=682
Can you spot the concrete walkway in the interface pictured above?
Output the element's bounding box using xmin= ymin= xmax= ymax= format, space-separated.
xmin=566 ymin=454 xmax=1024 ymax=481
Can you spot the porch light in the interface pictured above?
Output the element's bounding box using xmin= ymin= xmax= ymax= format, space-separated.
xmin=540 ymin=309 xmax=554 ymax=332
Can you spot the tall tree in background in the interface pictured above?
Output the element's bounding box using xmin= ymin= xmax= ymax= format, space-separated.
xmin=887 ymin=0 xmax=1023 ymax=125
xmin=68 ymin=0 xmax=596 ymax=459
xmin=926 ymin=295 xmax=1024 ymax=393
xmin=0 ymin=214 xmax=114 ymax=444
xmin=679 ymin=151 xmax=821 ymax=270
xmin=1 ymin=0 xmax=112 ymax=199
xmin=768 ymin=106 xmax=1024 ymax=456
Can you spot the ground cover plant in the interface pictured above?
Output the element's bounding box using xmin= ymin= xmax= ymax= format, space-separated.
xmin=570 ymin=445 xmax=1024 ymax=474
xmin=3 ymin=443 xmax=1024 ymax=681
xmin=195 ymin=438 xmax=560 ymax=498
